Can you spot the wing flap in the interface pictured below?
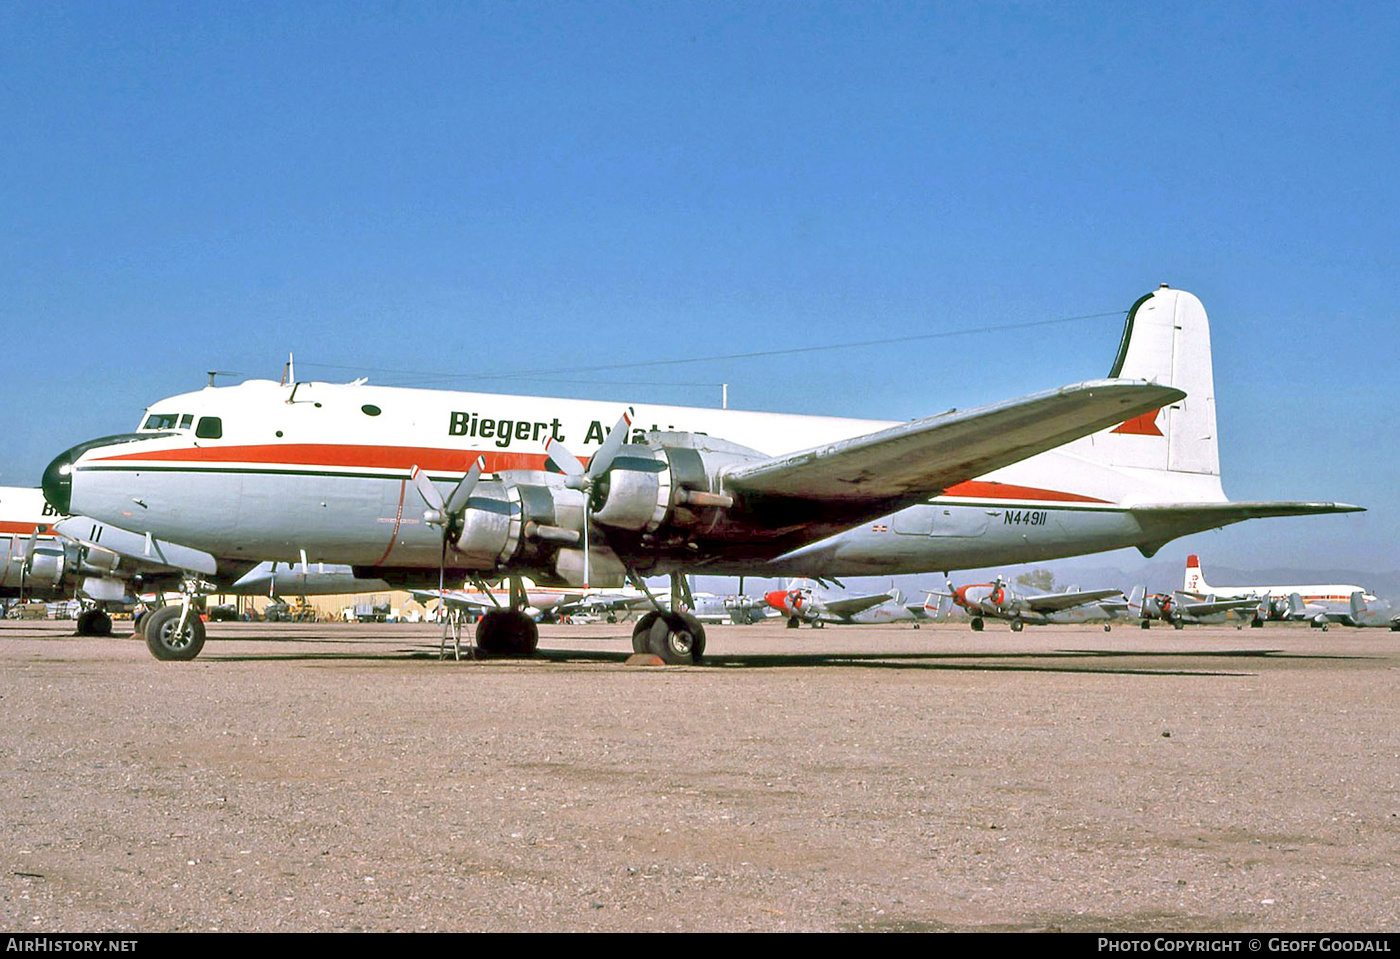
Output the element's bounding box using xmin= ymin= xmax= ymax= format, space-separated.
xmin=724 ymin=379 xmax=1184 ymax=504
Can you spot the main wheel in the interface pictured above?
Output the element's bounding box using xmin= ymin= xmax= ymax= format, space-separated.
xmin=76 ymin=609 xmax=112 ymax=637
xmin=1103 ymin=624 xmax=1112 ymax=632
xmin=1010 ymin=620 xmax=1024 ymax=632
xmin=632 ymin=611 xmax=660 ymax=653
xmin=475 ymin=610 xmax=539 ymax=657
xmin=785 ymin=617 xmax=801 ymax=629
xmin=645 ymin=612 xmax=705 ymax=665
xmin=970 ymin=617 xmax=984 ymax=632
xmin=143 ymin=606 xmax=206 ymax=661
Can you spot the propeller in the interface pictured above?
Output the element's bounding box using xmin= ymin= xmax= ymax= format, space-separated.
xmin=409 ymin=455 xmax=487 ymax=612
xmin=544 ymin=408 xmax=634 ymax=589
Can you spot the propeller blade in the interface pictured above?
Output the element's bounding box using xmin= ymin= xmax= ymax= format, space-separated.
xmin=444 ymin=456 xmax=486 ymax=516
xmin=409 ymin=465 xmax=446 ymax=515
xmin=22 ymin=531 xmax=38 ymax=567
xmin=585 ymin=408 xmax=635 ymax=481
xmin=544 ymin=437 xmax=585 ymax=479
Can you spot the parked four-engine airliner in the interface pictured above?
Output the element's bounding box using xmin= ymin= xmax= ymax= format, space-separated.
xmin=40 ymin=286 xmax=1360 ymax=663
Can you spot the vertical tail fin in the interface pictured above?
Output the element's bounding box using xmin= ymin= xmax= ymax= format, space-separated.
xmin=1183 ymin=554 xmax=1209 ymax=593
xmin=1063 ymin=286 xmax=1226 ymax=503
xmin=1127 ymin=585 xmax=1146 ymax=616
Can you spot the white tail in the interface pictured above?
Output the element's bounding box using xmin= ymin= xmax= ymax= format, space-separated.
xmin=1183 ymin=554 xmax=1209 ymax=593
xmin=1058 ymin=286 xmax=1227 ymax=504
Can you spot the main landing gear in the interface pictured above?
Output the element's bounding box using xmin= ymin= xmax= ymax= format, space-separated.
xmin=443 ymin=575 xmax=539 ymax=660
xmin=75 ymin=608 xmax=113 ymax=637
xmin=628 ymin=573 xmax=706 ymax=665
xmin=475 ymin=609 xmax=539 ymax=657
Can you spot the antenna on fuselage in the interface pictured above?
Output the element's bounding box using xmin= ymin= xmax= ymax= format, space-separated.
xmin=280 ymin=352 xmax=295 ymax=386
xmin=206 ymin=371 xmax=241 ymax=387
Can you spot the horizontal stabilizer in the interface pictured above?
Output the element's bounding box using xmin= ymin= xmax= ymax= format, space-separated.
xmin=1128 ymin=501 xmax=1364 ymax=557
xmin=726 ymin=379 xmax=1185 ymax=505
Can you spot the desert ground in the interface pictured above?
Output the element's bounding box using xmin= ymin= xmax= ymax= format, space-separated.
xmin=1 ymin=617 xmax=1396 ymax=932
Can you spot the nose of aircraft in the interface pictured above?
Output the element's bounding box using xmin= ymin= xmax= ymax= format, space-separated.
xmin=41 ymin=447 xmax=77 ymax=515
xmin=42 ymin=432 xmax=151 ymax=516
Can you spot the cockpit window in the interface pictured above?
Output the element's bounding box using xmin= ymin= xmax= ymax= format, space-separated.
xmin=195 ymin=416 xmax=223 ymax=439
xmin=179 ymin=413 xmax=194 ymax=429
xmin=142 ymin=413 xmax=181 ymax=431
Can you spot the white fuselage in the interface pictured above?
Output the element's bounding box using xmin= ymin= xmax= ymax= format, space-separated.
xmin=51 ymin=378 xmax=1212 ymax=579
xmin=1183 ymin=558 xmax=1371 ymax=607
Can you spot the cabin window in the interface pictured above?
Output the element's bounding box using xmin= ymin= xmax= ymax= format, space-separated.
xmin=361 ymin=404 xmax=381 ymax=416
xmin=196 ymin=416 xmax=223 ymax=439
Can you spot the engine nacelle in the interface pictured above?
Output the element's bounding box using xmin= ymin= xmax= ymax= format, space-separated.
xmin=0 ymin=538 xmax=72 ymax=596
xmin=591 ymin=433 xmax=763 ymax=533
xmin=451 ymin=471 xmax=586 ymax=569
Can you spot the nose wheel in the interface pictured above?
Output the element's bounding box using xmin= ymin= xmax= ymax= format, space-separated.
xmin=143 ymin=605 xmax=206 ymax=661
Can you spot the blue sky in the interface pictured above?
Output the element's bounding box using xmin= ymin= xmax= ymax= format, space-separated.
xmin=3 ymin=2 xmax=1395 ymax=571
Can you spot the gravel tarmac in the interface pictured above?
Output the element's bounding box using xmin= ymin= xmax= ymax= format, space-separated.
xmin=1 ymin=618 xmax=1397 ymax=932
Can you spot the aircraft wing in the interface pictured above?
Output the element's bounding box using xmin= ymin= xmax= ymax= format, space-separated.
xmin=1176 ymin=595 xmax=1261 ymax=617
xmin=1022 ymin=588 xmax=1123 ymax=613
xmin=821 ymin=593 xmax=892 ymax=618
xmin=724 ymin=379 xmax=1184 ymax=506
xmin=410 ymin=588 xmax=500 ymax=611
xmin=556 ymin=593 xmax=653 ymax=615
xmin=53 ymin=517 xmax=218 ymax=576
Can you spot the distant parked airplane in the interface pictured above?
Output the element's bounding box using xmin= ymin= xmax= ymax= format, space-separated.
xmin=1183 ymin=555 xmax=1371 ymax=616
xmin=1287 ymin=591 xmax=1400 ymax=630
xmin=764 ymin=581 xmax=919 ymax=628
xmin=1129 ymin=585 xmax=1262 ymax=629
xmin=947 ymin=576 xmax=1125 ymax=631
